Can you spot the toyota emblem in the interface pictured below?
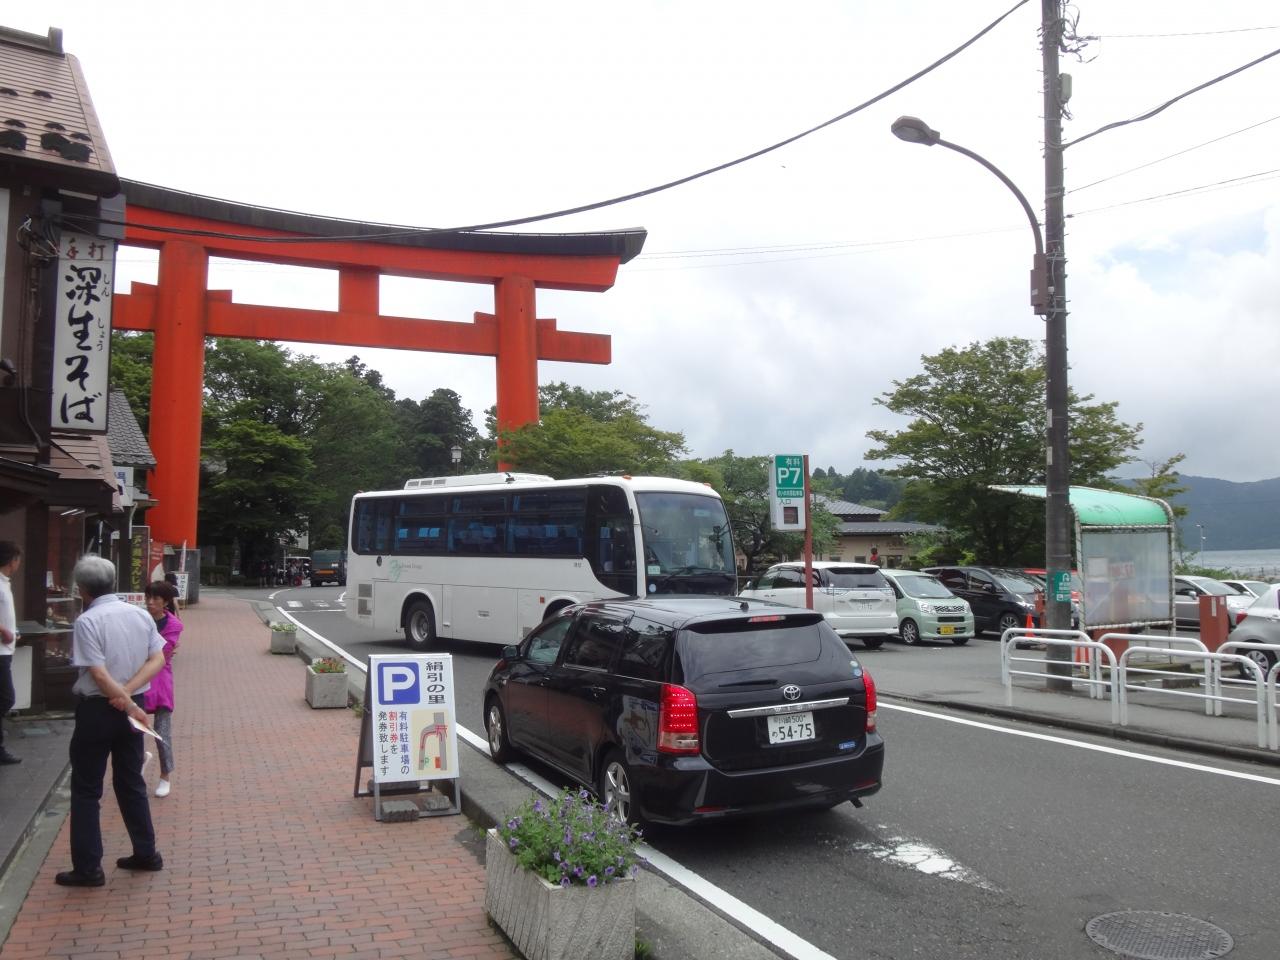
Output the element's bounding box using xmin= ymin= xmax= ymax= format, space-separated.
xmin=782 ymin=684 xmax=802 ymax=701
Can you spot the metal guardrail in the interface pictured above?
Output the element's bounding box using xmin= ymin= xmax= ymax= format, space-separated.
xmin=998 ymin=629 xmax=1280 ymax=751
xmin=1000 ymin=628 xmax=1118 ymax=723
xmin=1116 ymin=646 xmax=1269 ymax=748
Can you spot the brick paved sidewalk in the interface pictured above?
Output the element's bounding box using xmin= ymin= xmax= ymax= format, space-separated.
xmin=2 ymin=595 xmax=516 ymax=960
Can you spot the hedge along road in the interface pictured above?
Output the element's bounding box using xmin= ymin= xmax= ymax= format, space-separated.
xmin=259 ymin=584 xmax=1279 ymax=960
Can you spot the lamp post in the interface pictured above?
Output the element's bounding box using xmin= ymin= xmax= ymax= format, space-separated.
xmin=450 ymin=444 xmax=462 ymax=475
xmin=1197 ymin=523 xmax=1206 ymax=561
xmin=891 ymin=115 xmax=1074 ymax=675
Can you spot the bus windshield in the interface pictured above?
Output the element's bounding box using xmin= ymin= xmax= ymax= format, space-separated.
xmin=636 ymin=492 xmax=736 ymax=594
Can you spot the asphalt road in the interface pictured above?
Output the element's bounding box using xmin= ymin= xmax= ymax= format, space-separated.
xmin=252 ymin=585 xmax=1278 ymax=959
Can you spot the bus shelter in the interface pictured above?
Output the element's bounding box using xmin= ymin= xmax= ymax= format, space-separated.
xmin=991 ymin=485 xmax=1176 ymax=632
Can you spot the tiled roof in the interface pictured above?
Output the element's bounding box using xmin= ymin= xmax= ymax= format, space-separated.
xmin=814 ymin=494 xmax=885 ymax=518
xmin=107 ymin=389 xmax=154 ymax=468
xmin=0 ymin=26 xmax=117 ymax=194
xmin=837 ymin=521 xmax=944 ymax=535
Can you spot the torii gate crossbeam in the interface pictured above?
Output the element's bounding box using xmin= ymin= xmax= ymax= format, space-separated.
xmin=112 ymin=181 xmax=646 ymax=548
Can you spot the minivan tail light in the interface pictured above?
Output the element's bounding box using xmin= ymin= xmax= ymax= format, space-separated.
xmin=658 ymin=684 xmax=700 ymax=754
xmin=863 ymin=670 xmax=878 ymax=733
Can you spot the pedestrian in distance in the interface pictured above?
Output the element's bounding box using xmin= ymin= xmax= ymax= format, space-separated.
xmin=57 ymin=555 xmax=166 ymax=888
xmin=142 ymin=581 xmax=182 ymax=798
xmin=0 ymin=541 xmax=23 ymax=765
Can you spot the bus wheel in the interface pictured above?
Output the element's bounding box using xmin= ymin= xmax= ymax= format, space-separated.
xmin=405 ymin=600 xmax=436 ymax=651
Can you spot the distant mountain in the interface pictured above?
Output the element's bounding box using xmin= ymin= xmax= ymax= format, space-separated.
xmin=1119 ymin=474 xmax=1280 ymax=550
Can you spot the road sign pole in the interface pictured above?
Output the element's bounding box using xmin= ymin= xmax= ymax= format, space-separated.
xmin=804 ymin=455 xmax=813 ymax=611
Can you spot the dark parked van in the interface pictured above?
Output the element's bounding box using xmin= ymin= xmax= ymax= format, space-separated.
xmin=483 ymin=595 xmax=883 ymax=825
xmin=921 ymin=566 xmax=1042 ymax=637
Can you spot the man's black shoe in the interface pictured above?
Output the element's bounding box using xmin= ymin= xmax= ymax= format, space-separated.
xmin=55 ymin=869 xmax=105 ymax=887
xmin=0 ymin=749 xmax=21 ymax=764
xmin=116 ymin=853 xmax=164 ymax=871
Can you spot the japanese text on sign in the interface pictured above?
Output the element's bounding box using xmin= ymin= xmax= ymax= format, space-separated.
xmin=769 ymin=454 xmax=807 ymax=531
xmin=367 ymin=655 xmax=458 ymax=785
xmin=52 ymin=232 xmax=116 ymax=433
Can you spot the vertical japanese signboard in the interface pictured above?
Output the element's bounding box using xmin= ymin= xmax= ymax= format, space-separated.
xmin=52 ymin=232 xmax=116 ymax=433
xmin=768 ymin=454 xmax=806 ymax=531
xmin=367 ymin=654 xmax=458 ymax=784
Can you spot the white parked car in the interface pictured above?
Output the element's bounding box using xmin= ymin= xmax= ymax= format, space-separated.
xmin=1222 ymin=579 xmax=1271 ymax=599
xmin=739 ymin=561 xmax=897 ymax=649
xmin=1173 ymin=575 xmax=1252 ymax=629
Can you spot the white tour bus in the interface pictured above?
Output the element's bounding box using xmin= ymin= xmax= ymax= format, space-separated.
xmin=346 ymin=472 xmax=737 ymax=649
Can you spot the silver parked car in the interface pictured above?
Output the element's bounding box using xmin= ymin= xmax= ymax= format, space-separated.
xmin=739 ymin=561 xmax=897 ymax=649
xmin=1173 ymin=575 xmax=1252 ymax=629
xmin=1230 ymin=584 xmax=1280 ymax=675
xmin=1222 ymin=579 xmax=1271 ymax=599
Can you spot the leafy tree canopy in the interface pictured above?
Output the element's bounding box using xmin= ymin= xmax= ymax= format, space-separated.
xmin=866 ymin=336 xmax=1143 ymax=565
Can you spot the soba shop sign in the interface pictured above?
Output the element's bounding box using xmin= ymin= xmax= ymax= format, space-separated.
xmin=769 ymin=454 xmax=806 ymax=531
xmin=52 ymin=232 xmax=116 ymax=433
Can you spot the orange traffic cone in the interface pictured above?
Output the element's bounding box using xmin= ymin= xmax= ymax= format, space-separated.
xmin=1025 ymin=613 xmax=1035 ymax=639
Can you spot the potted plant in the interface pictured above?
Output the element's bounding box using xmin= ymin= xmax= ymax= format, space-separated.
xmin=485 ymin=787 xmax=641 ymax=960
xmin=268 ymin=621 xmax=297 ymax=655
xmin=304 ymin=656 xmax=348 ymax=709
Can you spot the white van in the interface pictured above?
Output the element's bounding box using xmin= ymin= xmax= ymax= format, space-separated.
xmin=739 ymin=561 xmax=897 ymax=649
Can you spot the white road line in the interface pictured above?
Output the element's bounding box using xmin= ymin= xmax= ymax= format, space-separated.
xmin=880 ymin=700 xmax=1280 ymax=787
xmin=275 ymin=609 xmax=363 ymax=671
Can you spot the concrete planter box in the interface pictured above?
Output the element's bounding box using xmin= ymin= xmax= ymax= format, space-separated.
xmin=304 ymin=666 xmax=348 ymax=708
xmin=269 ymin=627 xmax=296 ymax=655
xmin=484 ymin=829 xmax=634 ymax=960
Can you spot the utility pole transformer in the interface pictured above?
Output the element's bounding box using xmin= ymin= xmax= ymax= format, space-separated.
xmin=1041 ymin=0 xmax=1074 ymax=685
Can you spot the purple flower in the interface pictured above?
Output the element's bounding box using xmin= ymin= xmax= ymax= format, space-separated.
xmin=579 ymin=789 xmax=589 ymax=801
xmin=561 ymin=877 xmax=570 ymax=888
xmin=533 ymin=799 xmax=544 ymax=813
xmin=507 ymin=816 xmax=521 ymax=830
xmin=508 ymin=837 xmax=518 ymax=849
xmin=553 ymin=850 xmax=561 ymax=862
xmin=575 ymin=866 xmax=584 ymax=877
xmin=587 ymin=875 xmax=598 ymax=888
xmin=605 ymin=866 xmax=615 ymax=877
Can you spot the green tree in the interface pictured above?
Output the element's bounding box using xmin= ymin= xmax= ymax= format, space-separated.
xmin=199 ymin=419 xmax=315 ymax=569
xmin=866 ymin=337 xmax=1142 ymax=565
xmin=497 ymin=382 xmax=686 ymax=477
xmin=108 ymin=331 xmax=156 ymax=433
xmin=394 ymin=387 xmax=483 ymax=478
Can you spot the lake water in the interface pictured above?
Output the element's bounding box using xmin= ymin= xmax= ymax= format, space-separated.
xmin=1196 ymin=548 xmax=1280 ymax=576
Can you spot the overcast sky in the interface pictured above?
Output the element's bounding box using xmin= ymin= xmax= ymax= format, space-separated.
xmin=23 ymin=1 xmax=1280 ymax=483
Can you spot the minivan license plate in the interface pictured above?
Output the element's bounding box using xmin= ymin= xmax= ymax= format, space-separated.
xmin=767 ymin=712 xmax=815 ymax=744
xmin=939 ymin=625 xmax=955 ymax=635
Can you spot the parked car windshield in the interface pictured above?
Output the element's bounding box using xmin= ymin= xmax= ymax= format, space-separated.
xmin=677 ymin=619 xmax=827 ymax=681
xmin=893 ymin=574 xmax=953 ymax=599
xmin=1187 ymin=577 xmax=1236 ymax=597
xmin=825 ymin=568 xmax=890 ymax=589
xmin=996 ymin=574 xmax=1041 ymax=596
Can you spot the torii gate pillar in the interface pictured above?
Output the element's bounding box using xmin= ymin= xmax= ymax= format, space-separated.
xmin=146 ymin=241 xmax=208 ymax=550
xmin=495 ymin=276 xmax=539 ymax=435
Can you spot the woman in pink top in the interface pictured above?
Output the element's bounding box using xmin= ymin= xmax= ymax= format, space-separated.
xmin=141 ymin=581 xmax=182 ymax=798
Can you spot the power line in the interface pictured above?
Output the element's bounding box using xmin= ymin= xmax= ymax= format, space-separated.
xmin=1065 ymin=45 xmax=1280 ymax=149
xmin=1098 ymin=24 xmax=1280 ymax=39
xmin=62 ymin=0 xmax=1031 ymax=245
xmin=1070 ymin=114 xmax=1280 ymax=193
xmin=1068 ymin=168 xmax=1280 ymax=217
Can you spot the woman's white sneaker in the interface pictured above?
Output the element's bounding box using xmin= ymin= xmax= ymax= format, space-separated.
xmin=155 ymin=779 xmax=170 ymax=798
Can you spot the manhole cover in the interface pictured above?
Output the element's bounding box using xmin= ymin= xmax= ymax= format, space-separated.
xmin=1086 ymin=911 xmax=1232 ymax=960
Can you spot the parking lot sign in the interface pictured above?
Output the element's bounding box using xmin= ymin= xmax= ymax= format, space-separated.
xmin=769 ymin=454 xmax=806 ymax=531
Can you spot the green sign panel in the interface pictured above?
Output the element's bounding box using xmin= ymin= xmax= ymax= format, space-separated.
xmin=773 ymin=455 xmax=804 ymax=499
xmin=1049 ymin=570 xmax=1072 ymax=603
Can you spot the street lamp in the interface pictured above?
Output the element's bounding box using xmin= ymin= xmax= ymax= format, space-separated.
xmin=1197 ymin=523 xmax=1206 ymax=560
xmin=891 ymin=116 xmax=1074 ymax=667
xmin=450 ymin=444 xmax=462 ymax=475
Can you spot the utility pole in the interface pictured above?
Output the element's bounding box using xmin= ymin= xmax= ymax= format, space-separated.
xmin=1042 ymin=0 xmax=1074 ymax=686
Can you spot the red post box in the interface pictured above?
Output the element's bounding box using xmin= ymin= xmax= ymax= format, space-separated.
xmin=1198 ymin=595 xmax=1231 ymax=652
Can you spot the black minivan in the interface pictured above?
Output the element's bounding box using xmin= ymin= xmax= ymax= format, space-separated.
xmin=922 ymin=565 xmax=1041 ymax=636
xmin=483 ymin=596 xmax=884 ymax=825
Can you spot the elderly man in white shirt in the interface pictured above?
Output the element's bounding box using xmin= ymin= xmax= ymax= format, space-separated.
xmin=0 ymin=541 xmax=21 ymax=765
xmin=56 ymin=555 xmax=166 ymax=888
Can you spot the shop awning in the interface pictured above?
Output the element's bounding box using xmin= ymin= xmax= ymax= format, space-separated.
xmin=47 ymin=434 xmax=117 ymax=512
xmin=990 ymin=485 xmax=1173 ymax=526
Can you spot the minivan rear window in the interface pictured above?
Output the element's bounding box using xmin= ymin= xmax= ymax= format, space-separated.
xmin=677 ymin=619 xmax=827 ymax=681
xmin=826 ymin=568 xmax=889 ymax=589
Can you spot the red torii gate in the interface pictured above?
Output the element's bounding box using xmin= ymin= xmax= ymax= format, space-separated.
xmin=112 ymin=182 xmax=646 ymax=548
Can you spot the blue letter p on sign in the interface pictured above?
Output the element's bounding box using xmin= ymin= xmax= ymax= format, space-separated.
xmin=377 ymin=662 xmax=419 ymax=705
